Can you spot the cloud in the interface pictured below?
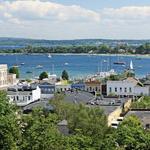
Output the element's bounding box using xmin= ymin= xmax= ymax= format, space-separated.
xmin=0 ymin=0 xmax=150 ymax=39
xmin=101 ymin=6 xmax=150 ymax=24
xmin=0 ymin=0 xmax=101 ymax=23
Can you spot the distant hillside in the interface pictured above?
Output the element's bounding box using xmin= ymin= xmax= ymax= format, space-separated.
xmin=0 ymin=37 xmax=150 ymax=49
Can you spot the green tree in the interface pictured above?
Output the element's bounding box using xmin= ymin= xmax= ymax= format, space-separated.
xmin=62 ymin=70 xmax=69 ymax=80
xmin=50 ymin=94 xmax=110 ymax=149
xmin=39 ymin=71 xmax=48 ymax=80
xmin=0 ymin=91 xmax=21 ymax=150
xmin=20 ymin=108 xmax=64 ymax=150
xmin=114 ymin=115 xmax=150 ymax=150
xmin=9 ymin=67 xmax=20 ymax=78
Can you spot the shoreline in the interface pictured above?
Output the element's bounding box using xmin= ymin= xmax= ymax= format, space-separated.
xmin=0 ymin=53 xmax=150 ymax=58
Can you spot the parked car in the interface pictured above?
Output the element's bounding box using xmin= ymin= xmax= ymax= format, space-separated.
xmin=117 ymin=117 xmax=124 ymax=122
xmin=111 ymin=121 xmax=119 ymax=129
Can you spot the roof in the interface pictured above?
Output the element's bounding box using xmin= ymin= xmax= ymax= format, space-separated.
xmin=126 ymin=110 xmax=150 ymax=126
xmin=144 ymin=80 xmax=150 ymax=85
xmin=39 ymin=82 xmax=55 ymax=86
xmin=100 ymin=106 xmax=119 ymax=115
xmin=0 ymin=64 xmax=7 ymax=69
xmin=58 ymin=120 xmax=68 ymax=126
xmin=85 ymin=80 xmax=101 ymax=85
xmin=108 ymin=77 xmax=143 ymax=86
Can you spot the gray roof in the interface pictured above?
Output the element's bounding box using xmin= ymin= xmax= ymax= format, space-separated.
xmin=58 ymin=120 xmax=68 ymax=126
xmin=143 ymin=80 xmax=150 ymax=85
xmin=64 ymin=91 xmax=94 ymax=104
xmin=100 ymin=106 xmax=120 ymax=115
xmin=126 ymin=110 xmax=150 ymax=126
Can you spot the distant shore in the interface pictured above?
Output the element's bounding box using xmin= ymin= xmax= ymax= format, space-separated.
xmin=0 ymin=53 xmax=150 ymax=58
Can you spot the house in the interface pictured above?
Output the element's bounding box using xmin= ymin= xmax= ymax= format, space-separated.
xmin=71 ymin=82 xmax=85 ymax=91
xmin=126 ymin=110 xmax=150 ymax=129
xmin=85 ymin=79 xmax=101 ymax=93
xmin=55 ymin=81 xmax=71 ymax=92
xmin=0 ymin=64 xmax=8 ymax=89
xmin=7 ymin=73 xmax=18 ymax=86
xmin=0 ymin=64 xmax=18 ymax=90
xmin=7 ymin=84 xmax=41 ymax=106
xmin=39 ymin=82 xmax=55 ymax=99
xmin=107 ymin=77 xmax=149 ymax=97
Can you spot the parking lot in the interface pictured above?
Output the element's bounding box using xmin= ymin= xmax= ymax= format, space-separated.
xmin=64 ymin=91 xmax=95 ymax=104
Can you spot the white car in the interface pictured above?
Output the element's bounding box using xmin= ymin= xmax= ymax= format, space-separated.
xmin=111 ymin=121 xmax=119 ymax=129
xmin=117 ymin=117 xmax=124 ymax=122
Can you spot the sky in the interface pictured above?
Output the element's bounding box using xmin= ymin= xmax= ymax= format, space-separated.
xmin=0 ymin=0 xmax=150 ymax=40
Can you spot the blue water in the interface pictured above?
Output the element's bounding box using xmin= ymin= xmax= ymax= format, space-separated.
xmin=0 ymin=54 xmax=149 ymax=79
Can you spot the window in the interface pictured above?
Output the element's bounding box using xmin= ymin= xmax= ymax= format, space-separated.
xmin=124 ymin=88 xmax=127 ymax=93
xmin=17 ymin=96 xmax=19 ymax=101
xmin=95 ymin=87 xmax=98 ymax=91
xmin=115 ymin=87 xmax=117 ymax=92
xmin=129 ymin=87 xmax=132 ymax=93
xmin=120 ymin=87 xmax=122 ymax=92
xmin=109 ymin=87 xmax=112 ymax=93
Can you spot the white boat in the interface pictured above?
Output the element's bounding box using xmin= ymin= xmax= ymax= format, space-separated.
xmin=20 ymin=63 xmax=25 ymax=65
xmin=36 ymin=65 xmax=43 ymax=69
xmin=96 ymin=69 xmax=116 ymax=78
xmin=48 ymin=54 xmax=52 ymax=58
xmin=64 ymin=62 xmax=69 ymax=65
xmin=130 ymin=60 xmax=134 ymax=70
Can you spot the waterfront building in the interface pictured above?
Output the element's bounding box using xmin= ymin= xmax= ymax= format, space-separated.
xmin=55 ymin=81 xmax=71 ymax=92
xmin=85 ymin=79 xmax=101 ymax=93
xmin=7 ymin=73 xmax=18 ymax=86
xmin=0 ymin=64 xmax=8 ymax=89
xmin=7 ymin=84 xmax=41 ymax=106
xmin=39 ymin=82 xmax=55 ymax=99
xmin=71 ymin=82 xmax=85 ymax=91
xmin=107 ymin=77 xmax=149 ymax=97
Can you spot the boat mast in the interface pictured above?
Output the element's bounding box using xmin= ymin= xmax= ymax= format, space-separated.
xmin=52 ymin=64 xmax=54 ymax=74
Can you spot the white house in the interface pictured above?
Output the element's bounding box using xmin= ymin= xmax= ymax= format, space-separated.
xmin=107 ymin=77 xmax=149 ymax=97
xmin=7 ymin=84 xmax=41 ymax=106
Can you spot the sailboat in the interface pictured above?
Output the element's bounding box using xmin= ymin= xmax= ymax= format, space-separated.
xmin=13 ymin=55 xmax=19 ymax=68
xmin=36 ymin=65 xmax=43 ymax=69
xmin=48 ymin=54 xmax=52 ymax=58
xmin=129 ymin=60 xmax=134 ymax=70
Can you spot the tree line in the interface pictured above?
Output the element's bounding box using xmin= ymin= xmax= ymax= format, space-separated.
xmin=0 ymin=43 xmax=150 ymax=54
xmin=1 ymin=91 xmax=150 ymax=150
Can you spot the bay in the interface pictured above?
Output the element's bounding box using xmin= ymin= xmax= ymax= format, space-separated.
xmin=0 ymin=54 xmax=149 ymax=79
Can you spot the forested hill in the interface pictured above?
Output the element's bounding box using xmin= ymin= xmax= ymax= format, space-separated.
xmin=0 ymin=37 xmax=150 ymax=49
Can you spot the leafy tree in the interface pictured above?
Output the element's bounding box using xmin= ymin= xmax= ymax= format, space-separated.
xmin=9 ymin=67 xmax=20 ymax=78
xmin=62 ymin=70 xmax=69 ymax=80
xmin=114 ymin=115 xmax=150 ymax=150
xmin=50 ymin=94 xmax=110 ymax=149
xmin=20 ymin=108 xmax=64 ymax=150
xmin=39 ymin=71 xmax=48 ymax=80
xmin=0 ymin=91 xmax=21 ymax=150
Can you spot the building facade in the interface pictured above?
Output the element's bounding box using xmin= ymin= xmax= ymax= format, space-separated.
xmin=71 ymin=82 xmax=85 ymax=91
xmin=0 ymin=64 xmax=8 ymax=89
xmin=7 ymin=73 xmax=18 ymax=86
xmin=107 ymin=77 xmax=149 ymax=97
xmin=85 ymin=79 xmax=101 ymax=93
xmin=7 ymin=85 xmax=41 ymax=106
xmin=39 ymin=82 xmax=55 ymax=99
